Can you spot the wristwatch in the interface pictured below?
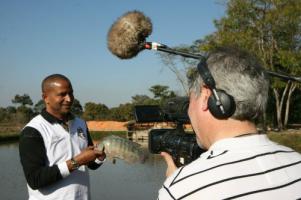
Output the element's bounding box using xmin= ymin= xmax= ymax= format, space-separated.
xmin=95 ymin=157 xmax=106 ymax=165
xmin=70 ymin=158 xmax=80 ymax=170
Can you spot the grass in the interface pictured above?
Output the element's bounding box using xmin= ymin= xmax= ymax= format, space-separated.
xmin=0 ymin=132 xmax=20 ymax=143
xmin=90 ymin=131 xmax=127 ymax=141
xmin=267 ymin=131 xmax=301 ymax=153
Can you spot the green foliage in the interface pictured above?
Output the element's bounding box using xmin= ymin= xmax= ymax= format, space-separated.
xmin=109 ymin=103 xmax=134 ymax=121
xmin=12 ymin=94 xmax=33 ymax=106
xmin=172 ymin=0 xmax=301 ymax=129
xmin=149 ymin=85 xmax=170 ymax=99
xmin=1 ymin=85 xmax=179 ymax=124
xmin=288 ymin=89 xmax=301 ymax=123
xmin=131 ymin=95 xmax=158 ymax=105
xmin=82 ymin=102 xmax=109 ymax=121
xmin=211 ymin=0 xmax=301 ymax=84
xmin=16 ymin=106 xmax=34 ymax=123
xmin=0 ymin=108 xmax=10 ymax=122
xmin=90 ymin=131 xmax=127 ymax=141
xmin=6 ymin=106 xmax=16 ymax=114
xmin=33 ymin=99 xmax=45 ymax=114
xmin=149 ymin=84 xmax=177 ymax=105
xmin=71 ymin=99 xmax=83 ymax=117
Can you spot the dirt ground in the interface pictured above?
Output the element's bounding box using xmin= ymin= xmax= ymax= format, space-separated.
xmin=87 ymin=121 xmax=128 ymax=131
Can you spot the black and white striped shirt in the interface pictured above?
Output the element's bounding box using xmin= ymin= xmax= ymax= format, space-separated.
xmin=158 ymin=135 xmax=301 ymax=200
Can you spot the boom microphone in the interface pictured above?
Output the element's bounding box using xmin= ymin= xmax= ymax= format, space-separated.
xmin=107 ymin=10 xmax=201 ymax=60
xmin=107 ymin=10 xmax=152 ymax=59
xmin=107 ymin=10 xmax=301 ymax=83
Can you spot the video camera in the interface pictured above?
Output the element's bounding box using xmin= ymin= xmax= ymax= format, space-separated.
xmin=134 ymin=97 xmax=205 ymax=166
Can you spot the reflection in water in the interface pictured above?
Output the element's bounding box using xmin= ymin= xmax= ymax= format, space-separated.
xmin=0 ymin=139 xmax=166 ymax=200
xmin=0 ymin=142 xmax=28 ymax=200
xmin=90 ymin=138 xmax=166 ymax=200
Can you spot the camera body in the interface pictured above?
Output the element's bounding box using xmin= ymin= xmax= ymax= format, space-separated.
xmin=134 ymin=97 xmax=205 ymax=166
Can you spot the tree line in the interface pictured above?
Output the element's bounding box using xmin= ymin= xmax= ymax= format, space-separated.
xmin=0 ymin=85 xmax=176 ymax=124
xmin=1 ymin=83 xmax=300 ymax=130
xmin=158 ymin=0 xmax=301 ymax=130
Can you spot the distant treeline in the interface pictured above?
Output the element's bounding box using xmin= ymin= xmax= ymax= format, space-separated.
xmin=1 ymin=84 xmax=301 ymax=131
xmin=0 ymin=85 xmax=177 ymax=124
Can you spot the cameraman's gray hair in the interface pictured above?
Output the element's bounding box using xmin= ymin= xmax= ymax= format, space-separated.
xmin=188 ymin=47 xmax=269 ymax=121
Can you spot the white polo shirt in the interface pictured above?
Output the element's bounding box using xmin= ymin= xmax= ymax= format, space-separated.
xmin=26 ymin=114 xmax=90 ymax=200
xmin=158 ymin=134 xmax=301 ymax=200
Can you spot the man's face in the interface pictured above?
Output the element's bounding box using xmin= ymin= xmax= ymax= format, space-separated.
xmin=43 ymin=79 xmax=74 ymax=118
xmin=188 ymin=92 xmax=200 ymax=133
xmin=188 ymin=91 xmax=206 ymax=148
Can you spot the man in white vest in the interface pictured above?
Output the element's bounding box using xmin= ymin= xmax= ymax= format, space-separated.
xmin=19 ymin=74 xmax=106 ymax=200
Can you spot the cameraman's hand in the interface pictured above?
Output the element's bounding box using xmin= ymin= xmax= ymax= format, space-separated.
xmin=161 ymin=152 xmax=178 ymax=177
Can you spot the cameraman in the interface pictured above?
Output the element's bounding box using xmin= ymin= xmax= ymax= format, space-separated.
xmin=158 ymin=47 xmax=301 ymax=199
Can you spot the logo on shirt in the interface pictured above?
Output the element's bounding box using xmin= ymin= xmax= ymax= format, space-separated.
xmin=207 ymin=150 xmax=228 ymax=159
xmin=77 ymin=127 xmax=86 ymax=140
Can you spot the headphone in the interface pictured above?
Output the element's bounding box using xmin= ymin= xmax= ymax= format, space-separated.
xmin=197 ymin=58 xmax=236 ymax=119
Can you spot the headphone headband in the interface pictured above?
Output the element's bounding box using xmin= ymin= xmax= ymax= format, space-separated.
xmin=196 ymin=59 xmax=236 ymax=119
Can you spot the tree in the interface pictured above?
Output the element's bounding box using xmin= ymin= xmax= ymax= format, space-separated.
xmin=33 ymin=100 xmax=45 ymax=114
xmin=11 ymin=94 xmax=34 ymax=123
xmin=6 ymin=106 xmax=16 ymax=114
xmin=131 ymin=95 xmax=157 ymax=105
xmin=82 ymin=102 xmax=109 ymax=121
xmin=12 ymin=94 xmax=33 ymax=107
xmin=209 ymin=0 xmax=301 ymax=130
xmin=71 ymin=99 xmax=83 ymax=117
xmin=149 ymin=85 xmax=176 ymax=102
xmin=16 ymin=106 xmax=34 ymax=123
xmin=0 ymin=107 xmax=9 ymax=122
xmin=160 ymin=0 xmax=301 ymax=130
xmin=109 ymin=103 xmax=134 ymax=121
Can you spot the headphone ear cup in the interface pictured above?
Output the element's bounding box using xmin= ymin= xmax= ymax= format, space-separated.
xmin=208 ymin=90 xmax=236 ymax=119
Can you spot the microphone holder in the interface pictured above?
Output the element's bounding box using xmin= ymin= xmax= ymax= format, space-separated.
xmin=145 ymin=42 xmax=301 ymax=83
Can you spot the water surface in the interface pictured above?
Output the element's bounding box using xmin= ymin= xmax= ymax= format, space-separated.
xmin=0 ymin=141 xmax=166 ymax=200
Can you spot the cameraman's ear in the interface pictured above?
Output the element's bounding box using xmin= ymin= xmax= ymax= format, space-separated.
xmin=200 ymin=86 xmax=211 ymax=111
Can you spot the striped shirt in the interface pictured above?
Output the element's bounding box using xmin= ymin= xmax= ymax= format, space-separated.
xmin=158 ymin=134 xmax=301 ymax=200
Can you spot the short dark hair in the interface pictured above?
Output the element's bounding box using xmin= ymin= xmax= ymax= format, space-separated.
xmin=41 ymin=74 xmax=71 ymax=93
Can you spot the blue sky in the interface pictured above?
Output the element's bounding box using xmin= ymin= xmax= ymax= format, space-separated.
xmin=0 ymin=0 xmax=225 ymax=108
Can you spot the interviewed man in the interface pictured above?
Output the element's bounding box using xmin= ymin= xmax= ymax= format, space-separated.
xmin=19 ymin=74 xmax=106 ymax=200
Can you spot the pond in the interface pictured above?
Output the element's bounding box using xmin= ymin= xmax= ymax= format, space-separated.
xmin=0 ymin=140 xmax=166 ymax=200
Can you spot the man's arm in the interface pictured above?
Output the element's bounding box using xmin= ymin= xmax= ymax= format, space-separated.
xmin=19 ymin=127 xmax=63 ymax=190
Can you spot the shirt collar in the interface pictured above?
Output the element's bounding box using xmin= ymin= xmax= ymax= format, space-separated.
xmin=208 ymin=134 xmax=271 ymax=151
xmin=41 ymin=109 xmax=75 ymax=125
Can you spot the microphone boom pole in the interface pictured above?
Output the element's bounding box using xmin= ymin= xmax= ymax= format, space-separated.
xmin=145 ymin=42 xmax=203 ymax=60
xmin=145 ymin=42 xmax=301 ymax=83
xmin=265 ymin=70 xmax=301 ymax=83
